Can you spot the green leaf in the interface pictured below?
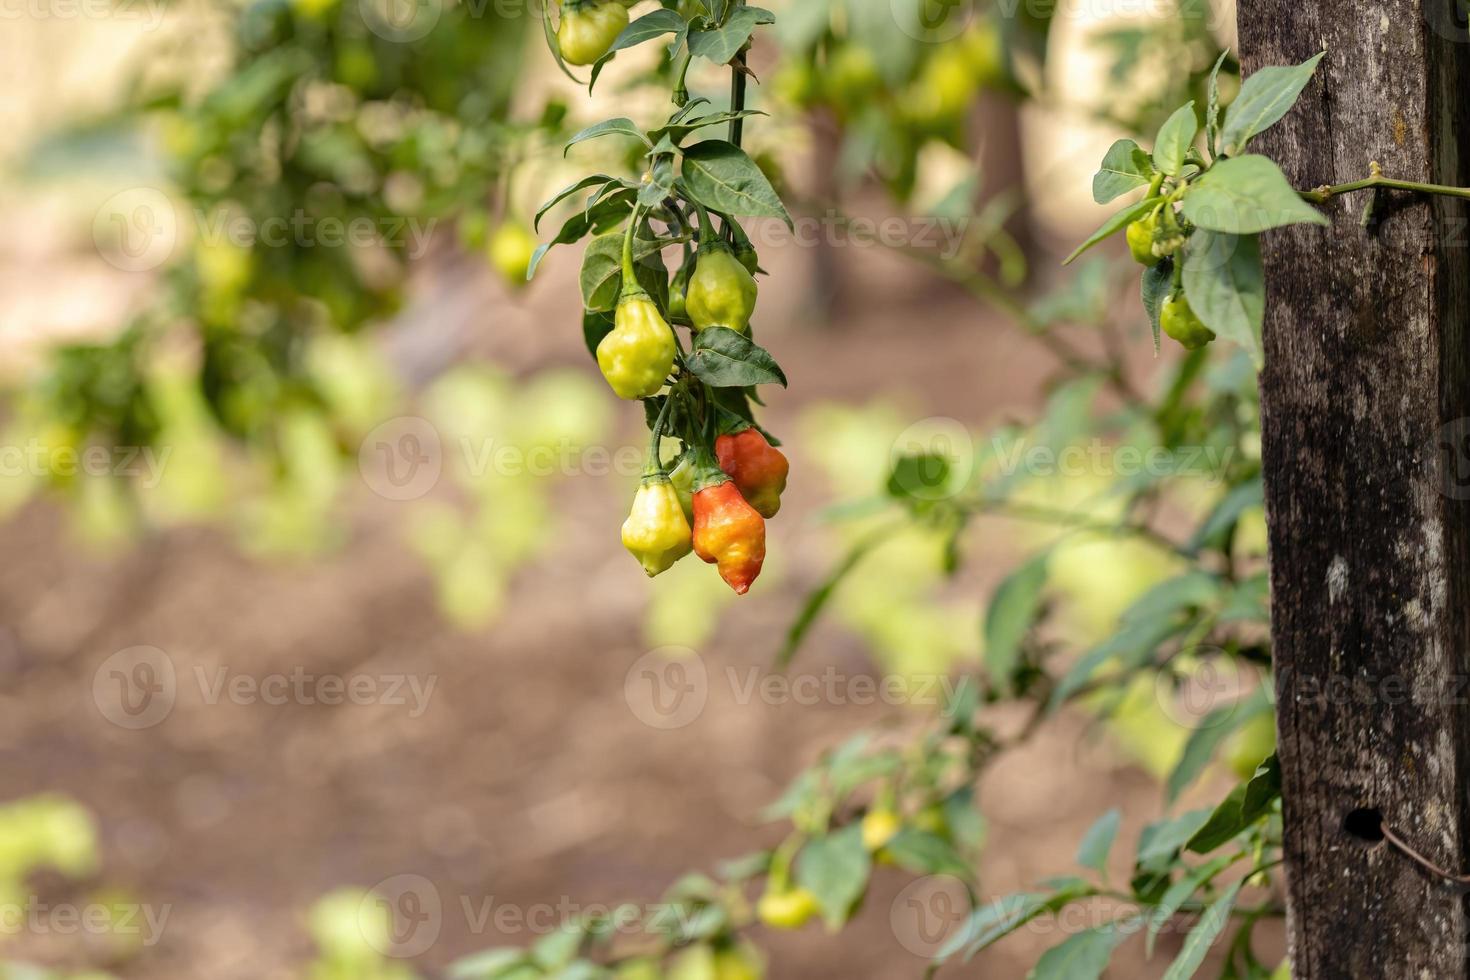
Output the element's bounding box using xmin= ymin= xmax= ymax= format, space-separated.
xmin=1180 ymin=155 xmax=1327 ymax=234
xmin=681 ymin=140 xmax=792 ymax=225
xmin=1137 ymin=809 xmax=1213 ymax=870
xmin=1187 ymin=479 xmax=1264 ymax=555
xmin=534 ymin=174 xmax=619 ymax=231
xmin=448 ymin=948 xmax=527 ymax=979
xmin=565 ymin=118 xmax=652 ymax=155
xmin=612 ymin=8 xmax=689 ymax=52
xmin=1093 ymin=139 xmax=1155 ymax=204
xmin=1241 ymin=752 xmax=1282 ymax=824
xmin=1076 ymin=808 xmax=1121 ymax=874
xmin=1028 ymin=924 xmax=1126 ymax=980
xmin=983 ymin=552 xmax=1049 ymax=691
xmin=1142 ymin=257 xmax=1173 ymax=354
xmin=1184 ymin=784 xmax=1249 ymax=854
xmin=687 ymin=5 xmax=775 ymax=64
xmin=1050 ymin=617 xmax=1186 ymax=709
xmin=1220 ymin=52 xmax=1325 ymax=156
xmin=1182 ymin=230 xmax=1265 ymax=365
xmin=527 ymin=188 xmax=637 ymax=280
xmin=684 ymin=326 xmax=787 ymax=387
xmin=940 ymin=885 xmax=1093 ymax=964
xmin=882 ymin=829 xmax=974 ymax=879
xmin=1153 ymin=101 xmax=1199 ymax=176
xmin=1161 ymin=880 xmax=1243 ymax=980
xmin=1064 ymin=197 xmax=1161 ymax=265
xmin=1166 ymin=686 xmax=1272 ymax=804
xmin=1120 ymin=571 xmax=1220 ymax=626
xmin=795 ymin=825 xmax=871 ymax=929
xmin=578 ymin=231 xmax=669 ymax=312
xmin=654 ymin=109 xmax=768 ymax=146
xmin=1205 ymin=49 xmax=1231 ymax=158
xmin=1144 ymin=852 xmax=1236 ymax=957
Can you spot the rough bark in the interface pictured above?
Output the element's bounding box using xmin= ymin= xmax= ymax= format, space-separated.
xmin=1239 ymin=2 xmax=1470 ymax=977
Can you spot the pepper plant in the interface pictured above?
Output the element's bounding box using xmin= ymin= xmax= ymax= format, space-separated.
xmin=532 ymin=0 xmax=795 ymax=594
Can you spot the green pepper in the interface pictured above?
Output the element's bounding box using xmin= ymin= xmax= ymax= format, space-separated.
xmin=557 ymin=0 xmax=628 ymax=66
xmin=686 ymin=243 xmax=758 ymax=334
xmin=1160 ymin=293 xmax=1216 ymax=350
xmin=1126 ymin=216 xmax=1160 ymax=267
xmin=621 ymin=475 xmax=693 ymax=577
xmin=597 ymin=294 xmax=676 ymax=399
xmin=755 ymin=887 xmax=819 ymax=930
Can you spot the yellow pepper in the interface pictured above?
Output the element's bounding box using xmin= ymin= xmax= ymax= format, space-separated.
xmin=621 ymin=475 xmax=693 ymax=577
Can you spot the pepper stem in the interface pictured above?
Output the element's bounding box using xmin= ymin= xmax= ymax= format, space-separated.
xmin=692 ymin=199 xmax=716 ymax=247
xmin=645 ymin=395 xmax=673 ymax=479
xmin=621 ymin=205 xmax=646 ymax=289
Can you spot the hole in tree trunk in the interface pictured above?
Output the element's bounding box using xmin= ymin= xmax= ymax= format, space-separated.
xmin=1344 ymin=807 xmax=1386 ymax=845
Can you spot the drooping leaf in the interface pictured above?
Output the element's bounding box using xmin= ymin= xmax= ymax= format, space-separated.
xmin=1142 ymin=257 xmax=1174 ymax=354
xmin=1182 ymin=230 xmax=1265 ymax=365
xmin=565 ymin=118 xmax=652 ymax=155
xmin=534 ymin=174 xmax=619 ymax=231
xmin=684 ymin=326 xmax=787 ymax=388
xmin=680 ymin=140 xmax=792 ymax=225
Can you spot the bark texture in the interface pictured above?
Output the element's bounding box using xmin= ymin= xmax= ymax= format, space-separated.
xmin=1239 ymin=3 xmax=1470 ymax=977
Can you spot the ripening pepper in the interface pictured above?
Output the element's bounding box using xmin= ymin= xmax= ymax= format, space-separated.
xmin=715 ymin=427 xmax=788 ymax=519
xmin=621 ymin=475 xmax=693 ymax=577
xmin=1161 ymin=293 xmax=1216 ymax=350
xmin=556 ymin=0 xmax=628 ymax=66
xmin=597 ymin=293 xmax=676 ymax=400
xmin=692 ymin=452 xmax=765 ymax=595
xmin=686 ymin=243 xmax=758 ymax=334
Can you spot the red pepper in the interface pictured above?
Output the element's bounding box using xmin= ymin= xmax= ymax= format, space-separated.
xmin=691 ymin=451 xmax=766 ymax=595
xmin=715 ymin=427 xmax=788 ymax=519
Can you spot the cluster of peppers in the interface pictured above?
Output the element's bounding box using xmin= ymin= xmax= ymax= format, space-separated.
xmin=1125 ymin=194 xmax=1217 ymax=351
xmin=604 ymin=212 xmax=788 ymax=596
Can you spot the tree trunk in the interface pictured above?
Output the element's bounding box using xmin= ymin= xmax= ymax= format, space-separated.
xmin=1239 ymin=3 xmax=1470 ymax=977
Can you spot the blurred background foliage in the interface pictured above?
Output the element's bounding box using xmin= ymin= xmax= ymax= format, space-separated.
xmin=0 ymin=0 xmax=1277 ymax=976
